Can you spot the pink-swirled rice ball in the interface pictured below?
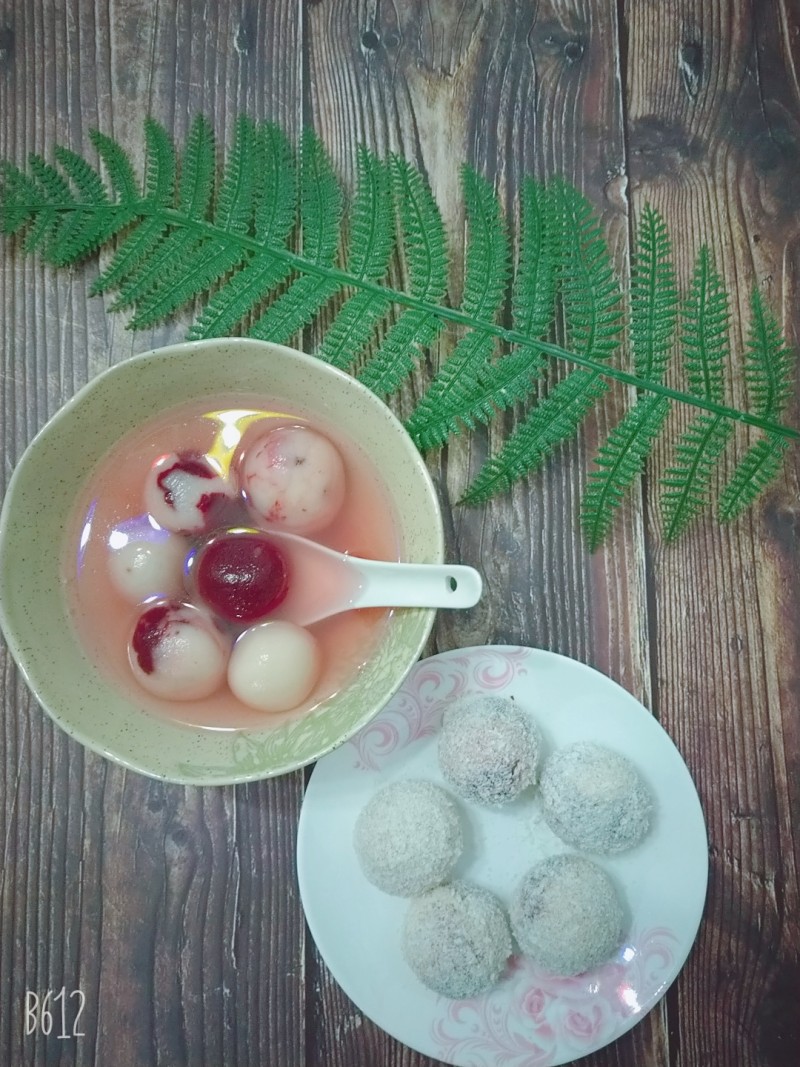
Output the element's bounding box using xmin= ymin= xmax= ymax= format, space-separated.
xmin=241 ymin=426 xmax=346 ymax=535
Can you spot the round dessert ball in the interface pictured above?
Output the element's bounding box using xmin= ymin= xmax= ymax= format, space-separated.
xmin=353 ymin=780 xmax=463 ymax=897
xmin=402 ymin=882 xmax=512 ymax=998
xmin=540 ymin=742 xmax=653 ymax=854
xmin=108 ymin=535 xmax=188 ymax=603
xmin=241 ymin=425 xmax=346 ymax=535
xmin=128 ymin=601 xmax=229 ymax=701
xmin=194 ymin=529 xmax=289 ymax=624
xmin=145 ymin=451 xmax=236 ymax=535
xmin=438 ymin=695 xmax=542 ymax=805
xmin=227 ymin=620 xmax=321 ymax=713
xmin=511 ymin=854 xmax=624 ymax=976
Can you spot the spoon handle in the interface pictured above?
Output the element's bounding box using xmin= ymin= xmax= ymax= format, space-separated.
xmin=352 ymin=560 xmax=483 ymax=611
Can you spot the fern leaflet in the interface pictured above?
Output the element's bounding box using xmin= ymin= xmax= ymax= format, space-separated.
xmin=662 ymin=414 xmax=733 ymax=541
xmin=248 ymin=128 xmax=343 ymax=343
xmin=659 ymin=246 xmax=732 ymax=537
xmin=188 ymin=123 xmax=297 ymax=340
xmin=558 ymin=181 xmax=623 ymax=363
xmin=718 ymin=287 xmax=795 ymax=521
xmin=582 ymin=204 xmax=678 ymax=547
xmin=462 ymin=370 xmax=609 ymax=504
xmin=315 ymin=146 xmax=395 ymax=370
xmin=581 ymin=395 xmax=671 ymax=549
xmin=406 ymin=167 xmax=511 ymax=449
xmin=358 ymin=155 xmax=448 ymax=395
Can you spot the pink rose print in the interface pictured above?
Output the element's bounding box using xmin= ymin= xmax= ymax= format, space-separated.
xmin=432 ymin=929 xmax=679 ymax=1066
xmin=347 ymin=647 xmax=532 ymax=770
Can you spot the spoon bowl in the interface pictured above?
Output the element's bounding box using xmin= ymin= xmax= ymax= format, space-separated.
xmin=260 ymin=530 xmax=482 ymax=627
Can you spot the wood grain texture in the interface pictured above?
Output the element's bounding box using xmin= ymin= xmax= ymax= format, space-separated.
xmin=304 ymin=3 xmax=655 ymax=1065
xmin=1 ymin=0 xmax=799 ymax=1065
xmin=625 ymin=2 xmax=800 ymax=1066
xmin=1 ymin=2 xmax=308 ymax=1066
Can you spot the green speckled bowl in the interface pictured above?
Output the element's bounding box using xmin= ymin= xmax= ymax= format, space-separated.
xmin=0 ymin=339 xmax=443 ymax=785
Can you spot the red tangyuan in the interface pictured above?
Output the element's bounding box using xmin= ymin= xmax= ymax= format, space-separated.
xmin=195 ymin=531 xmax=289 ymax=624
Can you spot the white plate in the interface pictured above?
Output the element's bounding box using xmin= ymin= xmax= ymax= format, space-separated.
xmin=297 ymin=646 xmax=708 ymax=1066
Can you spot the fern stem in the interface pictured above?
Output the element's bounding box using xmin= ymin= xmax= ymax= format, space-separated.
xmin=7 ymin=197 xmax=799 ymax=443
xmin=164 ymin=209 xmax=800 ymax=441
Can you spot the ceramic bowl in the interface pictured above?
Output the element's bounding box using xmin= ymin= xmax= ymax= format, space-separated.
xmin=0 ymin=339 xmax=443 ymax=784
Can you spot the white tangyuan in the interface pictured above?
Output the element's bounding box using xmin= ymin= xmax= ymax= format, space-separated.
xmin=128 ymin=601 xmax=229 ymax=701
xmin=241 ymin=426 xmax=346 ymax=535
xmin=227 ymin=620 xmax=321 ymax=713
xmin=108 ymin=535 xmax=188 ymax=603
xmin=144 ymin=452 xmax=236 ymax=535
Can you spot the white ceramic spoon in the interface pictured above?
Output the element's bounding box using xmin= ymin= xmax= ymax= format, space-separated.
xmin=265 ymin=530 xmax=483 ymax=627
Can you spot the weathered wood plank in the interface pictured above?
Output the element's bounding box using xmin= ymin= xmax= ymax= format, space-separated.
xmin=0 ymin=2 xmax=308 ymax=1066
xmin=625 ymin=1 xmax=800 ymax=1065
xmin=304 ymin=2 xmax=658 ymax=1064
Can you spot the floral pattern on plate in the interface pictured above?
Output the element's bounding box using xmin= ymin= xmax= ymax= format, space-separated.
xmin=432 ymin=927 xmax=679 ymax=1066
xmin=349 ymin=646 xmax=531 ymax=769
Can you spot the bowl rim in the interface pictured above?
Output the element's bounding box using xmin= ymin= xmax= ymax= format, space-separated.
xmin=0 ymin=337 xmax=444 ymax=784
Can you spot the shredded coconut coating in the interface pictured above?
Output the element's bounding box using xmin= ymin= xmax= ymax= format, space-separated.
xmin=353 ymin=780 xmax=463 ymax=896
xmin=402 ymin=882 xmax=512 ymax=998
xmin=511 ymin=854 xmax=624 ymax=976
xmin=540 ymin=742 xmax=653 ymax=854
xmin=438 ymin=695 xmax=542 ymax=806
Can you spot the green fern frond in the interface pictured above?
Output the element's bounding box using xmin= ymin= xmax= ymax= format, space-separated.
xmin=177 ymin=115 xmax=216 ymax=219
xmin=51 ymin=147 xmax=138 ymax=265
xmin=581 ymin=395 xmax=671 ymax=550
xmin=188 ymin=253 xmax=292 ymax=340
xmin=657 ymin=246 xmax=734 ymax=538
xmin=126 ymin=238 xmax=245 ymax=329
xmin=0 ymin=162 xmax=39 ymax=233
xmin=89 ymin=130 xmax=139 ymax=202
xmin=631 ymin=204 xmax=678 ymax=379
xmin=452 ymin=346 xmax=549 ymax=425
xmin=463 ymin=370 xmax=609 ymax=504
xmin=512 ymin=178 xmax=558 ymax=339
xmin=558 ymin=182 xmax=623 ymax=361
xmin=248 ymin=128 xmax=342 ymax=344
xmin=109 ymin=230 xmax=201 ymax=312
xmin=214 ymin=115 xmax=258 ymax=234
xmin=253 ymin=123 xmax=297 ymax=242
xmin=742 ymin=286 xmax=794 ymax=419
xmin=23 ymin=156 xmax=72 ymax=260
xmin=717 ymin=287 xmax=795 ymax=522
xmin=90 ymin=215 xmax=169 ymax=296
xmin=142 ymin=118 xmax=176 ymax=205
xmin=358 ymin=155 xmax=448 ymax=395
xmin=1 ymin=117 xmax=797 ymax=545
xmin=580 ymin=204 xmax=679 ymax=548
xmin=315 ymin=147 xmax=394 ymax=369
xmin=188 ymin=123 xmax=297 ymax=340
xmin=406 ymin=167 xmax=510 ymax=448
xmin=718 ymin=432 xmax=790 ymax=522
xmin=661 ymin=413 xmax=733 ymax=541
xmin=682 ymin=245 xmax=730 ymax=402
xmin=55 ymin=146 xmax=108 ymax=204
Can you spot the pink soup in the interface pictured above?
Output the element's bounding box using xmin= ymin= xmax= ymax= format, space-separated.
xmin=63 ymin=394 xmax=400 ymax=730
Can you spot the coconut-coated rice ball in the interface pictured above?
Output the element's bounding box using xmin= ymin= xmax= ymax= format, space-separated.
xmin=402 ymin=882 xmax=512 ymax=998
xmin=353 ymin=780 xmax=463 ymax=896
xmin=511 ymin=854 xmax=624 ymax=976
xmin=540 ymin=742 xmax=653 ymax=853
xmin=438 ymin=695 xmax=542 ymax=805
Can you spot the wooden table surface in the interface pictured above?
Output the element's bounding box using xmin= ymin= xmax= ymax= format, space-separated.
xmin=1 ymin=1 xmax=799 ymax=1065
